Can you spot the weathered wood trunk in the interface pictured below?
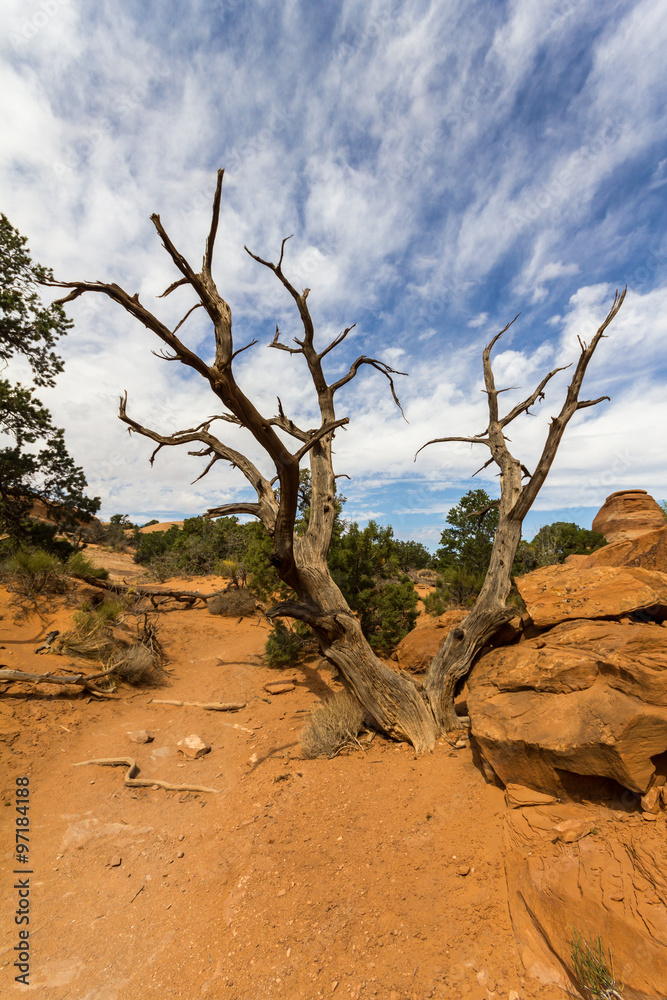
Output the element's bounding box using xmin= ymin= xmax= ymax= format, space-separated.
xmin=271 ymin=445 xmax=439 ymax=753
xmin=424 ymin=516 xmax=522 ymax=729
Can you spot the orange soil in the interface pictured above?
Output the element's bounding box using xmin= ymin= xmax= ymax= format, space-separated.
xmin=0 ymin=550 xmax=566 ymax=1000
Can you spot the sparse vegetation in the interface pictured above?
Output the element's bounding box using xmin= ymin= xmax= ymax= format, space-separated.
xmin=207 ymin=589 xmax=259 ymax=618
xmin=570 ymin=930 xmax=624 ymax=1000
xmin=56 ymin=597 xmax=165 ymax=687
xmin=265 ymin=619 xmax=316 ymax=668
xmin=300 ymin=690 xmax=365 ymax=758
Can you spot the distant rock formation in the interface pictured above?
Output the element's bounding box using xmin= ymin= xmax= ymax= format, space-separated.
xmin=592 ymin=488 xmax=665 ymax=543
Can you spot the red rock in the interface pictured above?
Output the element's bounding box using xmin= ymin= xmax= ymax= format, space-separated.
xmin=127 ymin=730 xmax=154 ymax=744
xmin=504 ymin=804 xmax=667 ymax=996
xmin=592 ymin=489 xmax=665 ymax=543
xmin=505 ymin=784 xmax=557 ymax=809
xmin=394 ymin=609 xmax=510 ymax=673
xmin=264 ymin=681 xmax=295 ymax=695
xmin=516 ymin=562 xmax=667 ymax=627
xmin=582 ymin=525 xmax=667 ymax=573
xmin=468 ymin=619 xmax=667 ymax=795
xmin=640 ymin=786 xmax=662 ymax=814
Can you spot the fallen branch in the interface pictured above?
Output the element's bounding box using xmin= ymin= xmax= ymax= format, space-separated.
xmin=74 ymin=575 xmax=220 ymax=606
xmin=0 ymin=666 xmax=118 ymax=695
xmin=72 ymin=757 xmax=219 ymax=793
xmin=151 ymin=698 xmax=246 ymax=711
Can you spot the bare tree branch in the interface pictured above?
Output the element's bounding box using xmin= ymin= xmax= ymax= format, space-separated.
xmin=46 ymin=278 xmax=212 ymax=380
xmin=159 ymin=277 xmax=188 ymax=298
xmin=319 ymin=324 xmax=356 ymax=360
xmin=499 ymin=365 xmax=571 ymax=429
xmin=293 ymin=417 xmax=350 ymax=463
xmin=511 ymin=287 xmax=626 ymax=520
xmin=203 ymin=168 xmax=224 ymax=274
xmin=205 ymin=502 xmax=265 ymax=520
xmin=270 ymin=324 xmax=302 ymax=355
xmin=415 ymin=435 xmax=490 ymax=461
xmin=118 ymin=391 xmax=277 ymax=524
xmin=173 ymin=303 xmax=203 ymax=335
xmin=329 ymin=357 xmax=407 ymax=418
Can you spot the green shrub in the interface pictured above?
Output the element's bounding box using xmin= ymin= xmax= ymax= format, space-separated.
xmin=355 ymin=576 xmax=419 ymax=653
xmin=1 ymin=548 xmax=68 ymax=597
xmin=423 ymin=567 xmax=485 ymax=614
xmin=66 ymin=551 xmax=109 ymax=580
xmin=264 ymin=619 xmax=314 ymax=668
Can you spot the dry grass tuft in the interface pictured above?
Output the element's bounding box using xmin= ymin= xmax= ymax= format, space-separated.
xmin=300 ymin=690 xmax=365 ymax=759
xmin=108 ymin=644 xmax=162 ymax=686
xmin=207 ymin=589 xmax=259 ymax=618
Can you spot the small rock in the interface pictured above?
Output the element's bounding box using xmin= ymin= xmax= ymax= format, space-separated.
xmin=178 ymin=834 xmax=185 ymax=842
xmin=476 ymin=969 xmax=489 ymax=986
xmin=264 ymin=681 xmax=295 ymax=695
xmin=108 ymin=855 xmax=122 ymax=868
xmin=127 ymin=730 xmax=154 ymax=744
xmin=508 ymin=992 xmax=521 ymax=1000
xmin=176 ymin=850 xmax=184 ymax=858
xmin=642 ymin=811 xmax=659 ymax=821
xmin=332 ymin=981 xmax=339 ymax=993
xmin=640 ymin=786 xmax=661 ymax=814
xmin=456 ymin=864 xmax=471 ymax=876
xmin=177 ymin=734 xmax=211 ymax=759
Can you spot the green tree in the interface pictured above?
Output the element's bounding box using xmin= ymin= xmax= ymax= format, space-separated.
xmin=436 ymin=488 xmax=499 ymax=575
xmin=514 ymin=521 xmax=606 ymax=573
xmin=0 ymin=215 xmax=99 ymax=546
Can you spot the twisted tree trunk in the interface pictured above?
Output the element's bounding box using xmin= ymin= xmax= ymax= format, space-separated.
xmin=47 ymin=168 xmax=625 ymax=751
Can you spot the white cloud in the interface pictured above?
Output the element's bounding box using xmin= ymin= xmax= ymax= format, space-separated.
xmin=1 ymin=0 xmax=666 ymax=538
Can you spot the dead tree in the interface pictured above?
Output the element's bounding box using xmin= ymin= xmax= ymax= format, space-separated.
xmin=417 ymin=290 xmax=625 ymax=729
xmin=48 ymin=169 xmax=439 ymax=751
xmin=46 ymin=170 xmax=624 ymax=751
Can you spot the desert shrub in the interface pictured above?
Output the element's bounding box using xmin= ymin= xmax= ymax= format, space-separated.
xmin=1 ymin=548 xmax=68 ymax=598
xmin=56 ymin=598 xmax=164 ymax=686
xmin=300 ymin=690 xmax=365 ymax=759
xmin=514 ymin=522 xmax=607 ymax=573
xmin=423 ymin=584 xmax=449 ymax=617
xmin=570 ymin=930 xmax=623 ymax=999
xmin=355 ymin=576 xmax=419 ymax=653
xmin=264 ymin=619 xmax=315 ymax=668
xmin=207 ymin=590 xmax=258 ymax=617
xmin=424 ymin=567 xmax=485 ymax=613
xmin=66 ymin=551 xmax=109 ymax=580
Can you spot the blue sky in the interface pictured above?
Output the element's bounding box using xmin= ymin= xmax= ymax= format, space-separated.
xmin=1 ymin=0 xmax=666 ymax=548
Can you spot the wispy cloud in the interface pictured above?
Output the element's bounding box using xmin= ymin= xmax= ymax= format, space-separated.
xmin=1 ymin=0 xmax=665 ymax=543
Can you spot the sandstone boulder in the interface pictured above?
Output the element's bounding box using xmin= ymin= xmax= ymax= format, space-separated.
xmin=582 ymin=524 xmax=667 ymax=573
xmin=395 ymin=610 xmax=467 ymax=672
xmin=467 ymin=619 xmax=667 ymax=795
xmin=504 ymin=801 xmax=667 ymax=997
xmin=592 ymin=488 xmax=665 ymax=543
xmin=516 ymin=562 xmax=667 ymax=627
